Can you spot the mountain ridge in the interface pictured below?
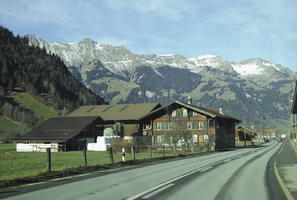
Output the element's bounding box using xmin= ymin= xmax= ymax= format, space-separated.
xmin=25 ymin=34 xmax=296 ymax=130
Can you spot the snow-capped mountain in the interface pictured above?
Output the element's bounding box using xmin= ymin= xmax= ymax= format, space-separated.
xmin=25 ymin=34 xmax=297 ymax=129
xmin=26 ymin=34 xmax=294 ymax=81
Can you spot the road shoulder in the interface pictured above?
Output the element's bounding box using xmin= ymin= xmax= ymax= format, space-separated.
xmin=275 ymin=139 xmax=297 ymax=200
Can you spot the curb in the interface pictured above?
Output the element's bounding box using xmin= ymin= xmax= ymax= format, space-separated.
xmin=289 ymin=139 xmax=297 ymax=154
xmin=274 ymin=162 xmax=294 ymax=200
xmin=273 ymin=142 xmax=294 ymax=200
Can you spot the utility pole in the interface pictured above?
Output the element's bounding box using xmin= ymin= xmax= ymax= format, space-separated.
xmin=243 ymin=121 xmax=246 ymax=147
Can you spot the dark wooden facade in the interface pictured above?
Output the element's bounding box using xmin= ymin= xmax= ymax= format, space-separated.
xmin=139 ymin=101 xmax=241 ymax=150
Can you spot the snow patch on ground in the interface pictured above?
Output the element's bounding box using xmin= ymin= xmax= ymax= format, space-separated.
xmin=145 ymin=90 xmax=155 ymax=98
xmin=245 ymin=93 xmax=251 ymax=98
xmin=95 ymin=43 xmax=104 ymax=50
xmin=263 ymin=62 xmax=281 ymax=71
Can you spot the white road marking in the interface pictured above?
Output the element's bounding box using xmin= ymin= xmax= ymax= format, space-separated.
xmin=127 ymin=168 xmax=202 ymax=200
xmin=127 ymin=152 xmax=252 ymax=200
xmin=199 ymin=166 xmax=213 ymax=172
xmin=141 ymin=184 xmax=175 ymax=199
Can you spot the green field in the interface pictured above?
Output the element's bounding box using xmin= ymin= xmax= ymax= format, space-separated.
xmin=0 ymin=144 xmax=191 ymax=181
xmin=11 ymin=92 xmax=58 ymax=120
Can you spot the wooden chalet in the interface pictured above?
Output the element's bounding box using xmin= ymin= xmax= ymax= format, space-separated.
xmin=139 ymin=101 xmax=241 ymax=150
xmin=14 ymin=116 xmax=104 ymax=152
xmin=235 ymin=125 xmax=257 ymax=142
xmin=68 ymin=103 xmax=161 ymax=138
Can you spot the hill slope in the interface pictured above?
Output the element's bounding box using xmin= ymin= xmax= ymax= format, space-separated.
xmin=0 ymin=27 xmax=106 ymax=141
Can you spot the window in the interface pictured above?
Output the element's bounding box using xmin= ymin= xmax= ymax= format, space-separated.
xmin=187 ymin=121 xmax=192 ymax=129
xmin=192 ymin=121 xmax=199 ymax=129
xmin=188 ymin=111 xmax=193 ymax=117
xmin=157 ymin=122 xmax=161 ymax=130
xmin=176 ymin=109 xmax=183 ymax=117
xmin=153 ymin=122 xmax=157 ymax=129
xmin=161 ymin=122 xmax=168 ymax=130
xmin=191 ymin=121 xmax=204 ymax=129
xmin=199 ymin=121 xmax=203 ymax=129
xmin=209 ymin=119 xmax=215 ymax=127
xmin=171 ymin=111 xmax=176 ymax=117
xmin=169 ymin=121 xmax=174 ymax=129
xmin=183 ymin=109 xmax=188 ymax=116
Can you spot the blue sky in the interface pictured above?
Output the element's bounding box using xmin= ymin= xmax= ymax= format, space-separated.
xmin=1 ymin=0 xmax=297 ymax=71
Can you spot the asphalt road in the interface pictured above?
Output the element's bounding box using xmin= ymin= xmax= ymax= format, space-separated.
xmin=1 ymin=141 xmax=285 ymax=200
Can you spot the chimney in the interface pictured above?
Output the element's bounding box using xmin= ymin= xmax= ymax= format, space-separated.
xmin=219 ymin=106 xmax=224 ymax=114
xmin=187 ymin=96 xmax=192 ymax=104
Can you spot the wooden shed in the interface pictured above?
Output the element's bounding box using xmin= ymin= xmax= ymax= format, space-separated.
xmin=14 ymin=116 xmax=104 ymax=152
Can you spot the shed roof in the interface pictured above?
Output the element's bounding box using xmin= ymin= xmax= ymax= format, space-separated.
xmin=14 ymin=116 xmax=102 ymax=142
xmin=68 ymin=103 xmax=161 ymax=121
xmin=139 ymin=101 xmax=241 ymax=122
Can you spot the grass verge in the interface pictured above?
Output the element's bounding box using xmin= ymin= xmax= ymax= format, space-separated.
xmin=0 ymin=144 xmax=203 ymax=188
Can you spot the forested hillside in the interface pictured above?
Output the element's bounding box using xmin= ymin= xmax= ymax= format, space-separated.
xmin=0 ymin=26 xmax=106 ymax=142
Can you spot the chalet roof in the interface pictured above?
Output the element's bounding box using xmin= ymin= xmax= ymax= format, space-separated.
xmin=139 ymin=101 xmax=241 ymax=122
xmin=292 ymin=81 xmax=297 ymax=114
xmin=14 ymin=116 xmax=102 ymax=142
xmin=68 ymin=103 xmax=161 ymax=121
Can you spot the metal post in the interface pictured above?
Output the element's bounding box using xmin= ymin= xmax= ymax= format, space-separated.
xmin=46 ymin=148 xmax=51 ymax=172
xmin=150 ymin=146 xmax=153 ymax=159
xmin=131 ymin=146 xmax=136 ymax=160
xmin=108 ymin=147 xmax=114 ymax=165
xmin=162 ymin=145 xmax=165 ymax=157
xmin=82 ymin=149 xmax=87 ymax=167
xmin=122 ymin=147 xmax=126 ymax=162
xmin=174 ymin=144 xmax=177 ymax=158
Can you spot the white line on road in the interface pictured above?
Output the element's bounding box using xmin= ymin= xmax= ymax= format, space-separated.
xmin=126 ymin=167 xmax=202 ymax=200
xmin=199 ymin=166 xmax=213 ymax=172
xmin=141 ymin=184 xmax=175 ymax=199
xmin=127 ymin=152 xmax=250 ymax=200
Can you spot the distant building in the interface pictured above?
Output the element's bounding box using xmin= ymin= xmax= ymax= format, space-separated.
xmin=235 ymin=125 xmax=257 ymax=142
xmin=291 ymin=81 xmax=297 ymax=141
xmin=14 ymin=116 xmax=104 ymax=152
xmin=139 ymin=101 xmax=241 ymax=150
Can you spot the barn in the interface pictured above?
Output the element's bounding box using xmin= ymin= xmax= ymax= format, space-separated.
xmin=14 ymin=116 xmax=104 ymax=152
xmin=68 ymin=103 xmax=161 ymax=138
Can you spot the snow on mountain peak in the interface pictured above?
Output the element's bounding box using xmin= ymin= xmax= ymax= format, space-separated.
xmin=233 ymin=58 xmax=285 ymax=76
xmin=232 ymin=64 xmax=263 ymax=76
xmin=24 ymin=34 xmax=293 ymax=80
xmin=196 ymin=54 xmax=218 ymax=60
xmin=157 ymin=54 xmax=176 ymax=57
